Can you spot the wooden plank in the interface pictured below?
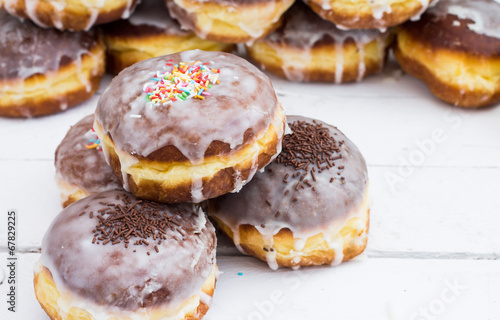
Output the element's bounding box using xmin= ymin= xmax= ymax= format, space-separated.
xmin=276 ymin=92 xmax=500 ymax=168
xmin=368 ymin=166 xmax=500 ymax=254
xmin=0 ymin=253 xmax=499 ymax=319
xmin=0 ymin=161 xmax=60 ymax=249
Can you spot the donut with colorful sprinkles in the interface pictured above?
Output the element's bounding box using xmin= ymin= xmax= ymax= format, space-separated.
xmin=94 ymin=50 xmax=286 ymax=203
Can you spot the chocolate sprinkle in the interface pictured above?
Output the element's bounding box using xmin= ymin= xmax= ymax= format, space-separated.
xmin=82 ymin=193 xmax=187 ymax=254
xmin=276 ymin=120 xmax=346 ymax=200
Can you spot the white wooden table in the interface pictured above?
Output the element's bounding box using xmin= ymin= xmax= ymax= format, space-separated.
xmin=1 ymin=58 xmax=499 ymax=319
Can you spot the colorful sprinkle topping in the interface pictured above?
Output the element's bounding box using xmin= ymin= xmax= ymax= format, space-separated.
xmin=144 ymin=59 xmax=221 ymax=105
xmin=85 ymin=128 xmax=101 ymax=151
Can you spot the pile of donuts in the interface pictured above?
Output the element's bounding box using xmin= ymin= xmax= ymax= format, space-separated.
xmin=36 ymin=49 xmax=370 ymax=320
xmin=1 ymin=0 xmax=499 ymax=118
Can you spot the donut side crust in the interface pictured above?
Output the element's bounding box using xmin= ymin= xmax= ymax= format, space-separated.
xmin=103 ymin=33 xmax=235 ymax=74
xmin=2 ymin=0 xmax=140 ymax=30
xmin=34 ymin=265 xmax=217 ymax=320
xmin=394 ymin=28 xmax=500 ymax=108
xmin=96 ymin=107 xmax=286 ymax=203
xmin=165 ymin=0 xmax=294 ymax=43
xmin=210 ymin=193 xmax=370 ymax=268
xmin=55 ymin=177 xmax=93 ymax=208
xmin=0 ymin=41 xmax=105 ymax=117
xmin=400 ymin=14 xmax=500 ymax=56
xmin=304 ymin=0 xmax=428 ymax=29
xmin=247 ymin=35 xmax=392 ymax=83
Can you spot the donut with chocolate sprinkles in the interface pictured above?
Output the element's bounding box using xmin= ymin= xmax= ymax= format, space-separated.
xmin=208 ymin=115 xmax=370 ymax=270
xmin=34 ymin=190 xmax=217 ymax=320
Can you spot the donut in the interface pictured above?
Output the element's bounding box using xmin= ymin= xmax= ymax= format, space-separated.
xmin=208 ymin=116 xmax=370 ymax=270
xmin=165 ymin=0 xmax=294 ymax=43
xmin=34 ymin=190 xmax=217 ymax=320
xmin=0 ymin=12 xmax=105 ymax=118
xmin=0 ymin=0 xmax=140 ymax=31
xmin=394 ymin=0 xmax=500 ymax=108
xmin=246 ymin=2 xmax=393 ymax=83
xmin=55 ymin=115 xmax=122 ymax=208
xmin=94 ymin=50 xmax=286 ymax=203
xmin=303 ymin=0 xmax=437 ymax=30
xmin=101 ymin=0 xmax=236 ymax=74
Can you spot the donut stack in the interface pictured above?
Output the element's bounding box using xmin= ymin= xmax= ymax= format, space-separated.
xmin=36 ymin=49 xmax=286 ymax=320
xmin=33 ymin=43 xmax=373 ymax=319
xmin=156 ymin=0 xmax=500 ymax=107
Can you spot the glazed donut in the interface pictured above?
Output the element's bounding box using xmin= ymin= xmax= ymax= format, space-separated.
xmin=94 ymin=50 xmax=286 ymax=203
xmin=246 ymin=2 xmax=393 ymax=83
xmin=394 ymin=0 xmax=500 ymax=108
xmin=0 ymin=12 xmax=105 ymax=118
xmin=101 ymin=0 xmax=236 ymax=74
xmin=208 ymin=116 xmax=370 ymax=270
xmin=303 ymin=0 xmax=437 ymax=30
xmin=165 ymin=0 xmax=294 ymax=43
xmin=55 ymin=115 xmax=122 ymax=208
xmin=0 ymin=0 xmax=140 ymax=31
xmin=34 ymin=190 xmax=217 ymax=320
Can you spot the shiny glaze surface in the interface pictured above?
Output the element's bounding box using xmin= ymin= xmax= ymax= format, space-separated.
xmin=41 ymin=190 xmax=216 ymax=313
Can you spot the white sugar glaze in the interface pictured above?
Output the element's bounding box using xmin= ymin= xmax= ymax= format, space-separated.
xmin=0 ymin=11 xmax=99 ymax=80
xmin=127 ymin=0 xmax=190 ymax=35
xmin=95 ymin=50 xmax=281 ymax=163
xmin=0 ymin=11 xmax=101 ymax=116
xmin=40 ymin=190 xmax=216 ymax=319
xmin=428 ymin=0 xmax=500 ymax=39
xmin=317 ymin=0 xmax=436 ymax=26
xmin=262 ymin=2 xmax=390 ymax=83
xmin=95 ymin=50 xmax=284 ymax=202
xmin=267 ymin=3 xmax=385 ymax=51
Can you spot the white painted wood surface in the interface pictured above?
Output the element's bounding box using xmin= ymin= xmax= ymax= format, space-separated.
xmin=1 ymin=253 xmax=500 ymax=320
xmin=0 ymin=59 xmax=499 ymax=319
